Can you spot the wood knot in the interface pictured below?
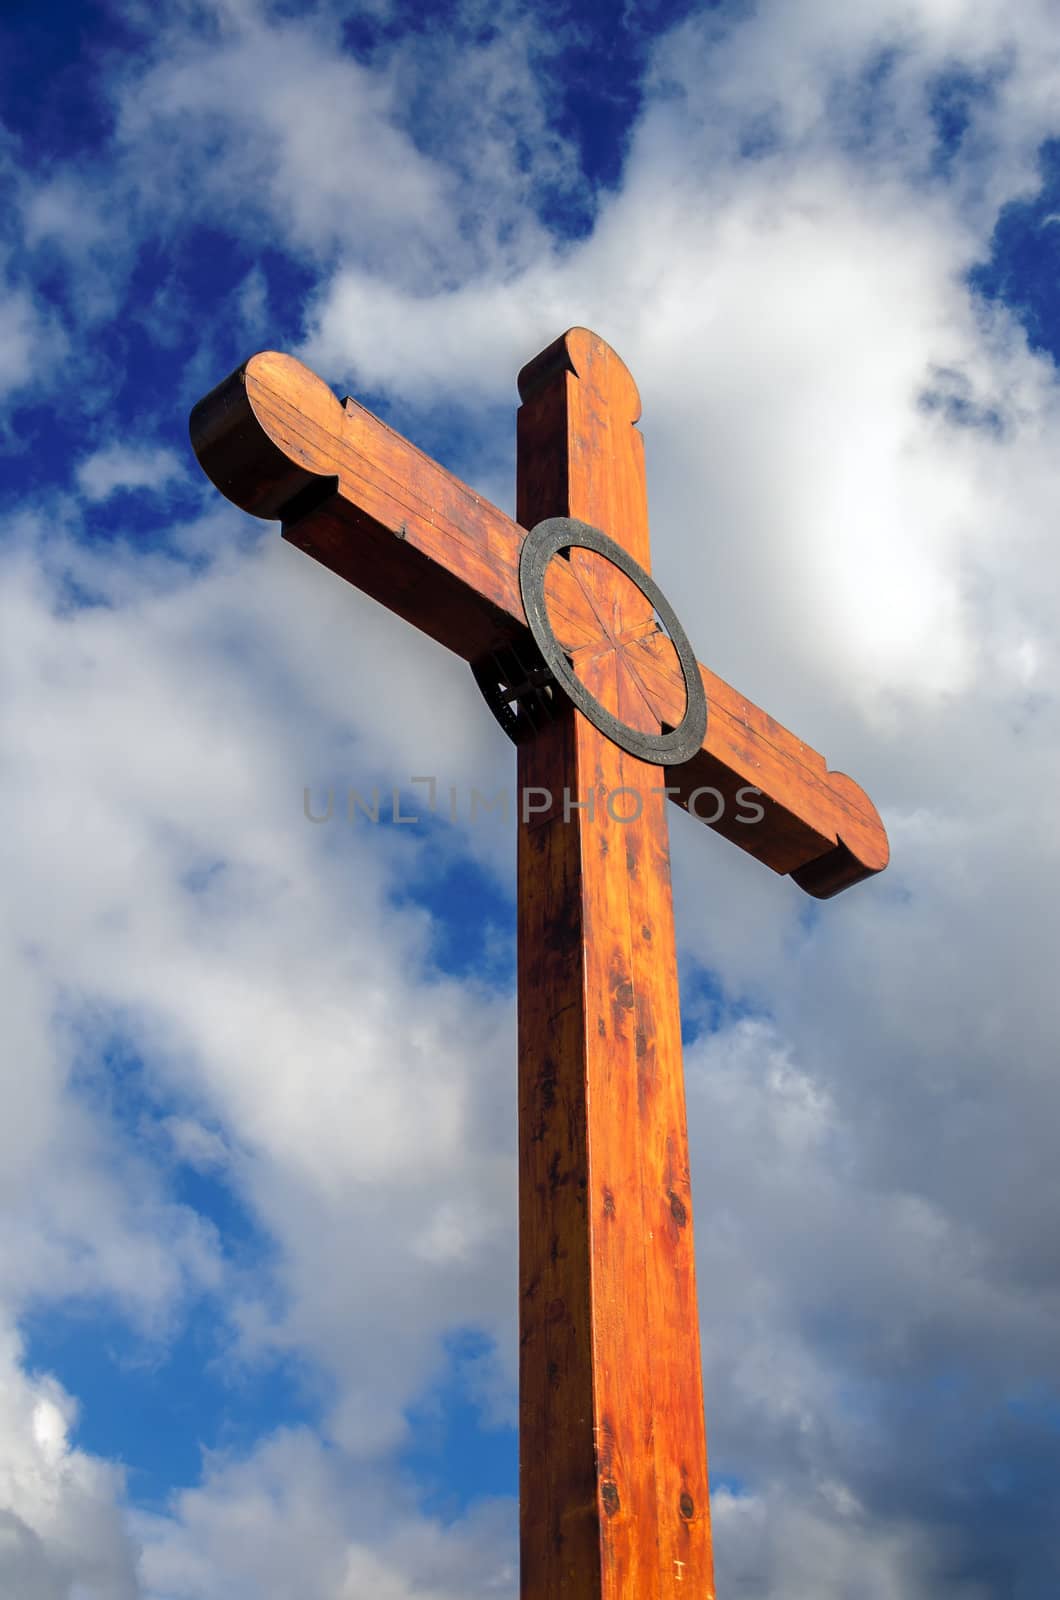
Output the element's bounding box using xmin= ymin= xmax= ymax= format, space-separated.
xmin=669 ymin=1193 xmax=688 ymax=1228
xmin=679 ymin=1492 xmax=695 ymax=1520
xmin=602 ymin=1187 xmax=616 ymax=1219
xmin=601 ymin=1481 xmax=620 ymax=1518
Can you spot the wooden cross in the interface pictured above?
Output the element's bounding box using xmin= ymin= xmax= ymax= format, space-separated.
xmin=191 ymin=328 xmax=888 ymax=1599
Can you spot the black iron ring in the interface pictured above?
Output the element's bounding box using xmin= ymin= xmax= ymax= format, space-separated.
xmin=518 ymin=517 xmax=707 ymax=766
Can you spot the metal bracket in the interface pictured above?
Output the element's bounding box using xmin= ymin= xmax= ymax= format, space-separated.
xmin=471 ymin=635 xmax=563 ymax=745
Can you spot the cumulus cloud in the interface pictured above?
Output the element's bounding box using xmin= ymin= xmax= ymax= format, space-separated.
xmin=133 ymin=1428 xmax=516 ymax=1600
xmin=3 ymin=0 xmax=1060 ymax=1594
xmin=102 ymin=0 xmax=580 ymax=287
xmin=1 ymin=489 xmax=523 ymax=1459
xmin=0 ymin=1329 xmax=140 ymax=1600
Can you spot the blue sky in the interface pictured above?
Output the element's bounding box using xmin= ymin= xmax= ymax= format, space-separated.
xmin=3 ymin=1 xmax=1060 ymax=1596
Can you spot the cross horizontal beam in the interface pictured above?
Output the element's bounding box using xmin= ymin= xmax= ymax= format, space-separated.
xmin=191 ymin=350 xmax=888 ymax=897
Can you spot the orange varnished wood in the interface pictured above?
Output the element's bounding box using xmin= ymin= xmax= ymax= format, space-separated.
xmin=516 ymin=330 xmax=714 ymax=1599
xmin=189 ymin=342 xmax=889 ymax=897
xmin=517 ymin=712 xmax=603 ymax=1596
xmin=189 ymin=327 xmax=891 ymax=1598
xmin=519 ymin=329 xmax=653 ymax=637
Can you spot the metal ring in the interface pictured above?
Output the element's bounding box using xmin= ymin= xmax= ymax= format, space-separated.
xmin=518 ymin=517 xmax=707 ymax=766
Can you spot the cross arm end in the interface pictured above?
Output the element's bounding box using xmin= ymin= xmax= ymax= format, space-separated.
xmin=189 ymin=351 xmax=344 ymax=521
xmin=787 ymin=772 xmax=890 ymax=898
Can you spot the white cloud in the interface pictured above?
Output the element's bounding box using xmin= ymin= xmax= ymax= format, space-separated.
xmin=0 ymin=516 xmax=517 ymax=1459
xmin=106 ymin=0 xmax=579 ymax=285
xmin=0 ymin=1328 xmax=140 ymax=1600
xmin=161 ymin=1118 xmax=229 ymax=1174
xmin=710 ymin=1483 xmax=961 ymax=1600
xmin=76 ymin=445 xmax=186 ymax=503
xmin=133 ymin=1428 xmax=516 ymax=1600
xmin=0 ymin=278 xmax=67 ymax=404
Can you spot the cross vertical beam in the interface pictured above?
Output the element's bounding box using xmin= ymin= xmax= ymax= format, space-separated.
xmin=516 ymin=332 xmax=714 ymax=1598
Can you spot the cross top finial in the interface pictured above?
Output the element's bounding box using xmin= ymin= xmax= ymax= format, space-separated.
xmin=518 ymin=326 xmax=643 ymax=427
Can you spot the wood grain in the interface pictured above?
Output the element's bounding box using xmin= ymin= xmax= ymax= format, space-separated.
xmin=189 ymin=343 xmax=889 ymax=897
xmin=189 ymin=327 xmax=892 ymax=1598
xmin=516 ymin=329 xmax=714 ymax=1599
